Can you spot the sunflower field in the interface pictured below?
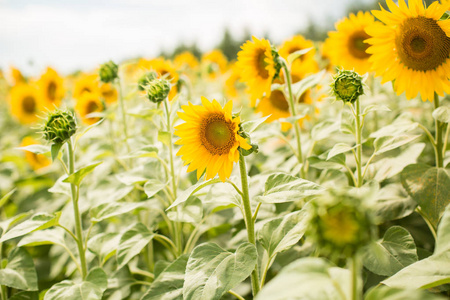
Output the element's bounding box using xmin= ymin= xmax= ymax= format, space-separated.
xmin=1 ymin=0 xmax=450 ymax=299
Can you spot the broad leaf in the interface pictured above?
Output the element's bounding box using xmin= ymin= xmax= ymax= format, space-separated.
xmin=183 ymin=242 xmax=257 ymax=300
xmin=16 ymin=144 xmax=50 ymax=154
xmin=0 ymin=213 xmax=60 ymax=243
xmin=255 ymin=173 xmax=323 ymax=203
xmin=9 ymin=291 xmax=39 ymax=300
xmin=372 ymin=184 xmax=416 ymax=223
xmin=117 ymin=223 xmax=154 ymax=269
xmin=0 ymin=248 xmax=38 ymax=291
xmin=168 ymin=178 xmax=221 ymax=209
xmin=362 ymin=104 xmax=391 ymax=116
xmin=362 ymin=226 xmax=418 ymax=276
xmin=87 ymin=232 xmax=120 ymax=265
xmin=240 ymin=115 xmax=270 ymax=134
xmin=374 ymin=135 xmax=420 ymax=155
xmin=144 ymin=179 xmax=167 ymax=198
xmin=365 ymin=285 xmax=445 ymax=300
xmin=158 ymin=130 xmax=171 ymax=146
xmin=63 ymin=162 xmax=102 ymax=186
xmin=327 ymin=143 xmax=355 ymax=160
xmin=432 ymin=106 xmax=450 ymax=123
xmin=90 ymin=201 xmax=146 ymax=222
xmin=311 ymin=121 xmax=339 ymax=141
xmin=141 ymin=255 xmax=188 ymax=300
xmin=51 ymin=143 xmax=63 ymax=162
xmin=167 ymin=196 xmax=203 ymax=223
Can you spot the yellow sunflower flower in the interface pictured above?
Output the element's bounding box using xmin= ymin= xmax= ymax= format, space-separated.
xmin=9 ymin=66 xmax=26 ymax=85
xmin=279 ymin=35 xmax=319 ymax=82
xmin=20 ymin=136 xmax=51 ymax=171
xmin=225 ymin=62 xmax=244 ymax=99
xmin=75 ymin=92 xmax=104 ymax=125
xmin=202 ymin=50 xmax=228 ymax=79
xmin=237 ymin=36 xmax=276 ymax=106
xmin=9 ymin=83 xmax=43 ymax=124
xmin=38 ymin=67 xmax=65 ymax=109
xmin=174 ymin=51 xmax=199 ymax=70
xmin=100 ymin=83 xmax=118 ymax=104
xmin=175 ymin=97 xmax=251 ymax=182
xmin=326 ymin=11 xmax=376 ymax=74
xmin=366 ymin=0 xmax=450 ymax=101
xmin=73 ymin=74 xmax=99 ymax=100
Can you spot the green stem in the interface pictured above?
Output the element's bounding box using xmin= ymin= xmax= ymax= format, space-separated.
xmin=442 ymin=123 xmax=449 ymax=156
xmin=434 ymin=93 xmax=444 ymax=168
xmin=238 ymin=153 xmax=260 ymax=296
xmin=228 ymin=290 xmax=245 ymax=300
xmin=67 ymin=139 xmax=88 ymax=279
xmin=154 ymin=234 xmax=178 ymax=257
xmin=280 ymin=59 xmax=304 ymax=177
xmin=116 ymin=79 xmax=131 ymax=156
xmin=0 ymin=241 xmax=7 ymax=300
xmin=354 ymin=98 xmax=363 ymax=187
xmin=416 ymin=207 xmax=437 ymax=241
xmin=260 ymin=254 xmax=276 ymax=289
xmin=351 ymin=257 xmax=360 ymax=300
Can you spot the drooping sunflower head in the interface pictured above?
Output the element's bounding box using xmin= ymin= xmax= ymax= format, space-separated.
xmin=9 ymin=66 xmax=26 ymax=85
xmin=9 ymin=83 xmax=43 ymax=124
xmin=366 ymin=0 xmax=450 ymax=101
xmin=20 ymin=136 xmax=51 ymax=171
xmin=73 ymin=74 xmax=100 ymax=100
xmin=38 ymin=67 xmax=65 ymax=109
xmin=326 ymin=11 xmax=376 ymax=75
xmin=237 ymin=36 xmax=277 ymax=106
xmin=175 ymin=97 xmax=251 ymax=182
xmin=75 ymin=92 xmax=104 ymax=125
xmin=100 ymin=83 xmax=118 ymax=104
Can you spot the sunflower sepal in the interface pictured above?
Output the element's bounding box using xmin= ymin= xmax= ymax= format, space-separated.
xmin=239 ymin=143 xmax=259 ymax=156
xmin=137 ymin=71 xmax=158 ymax=91
xmin=271 ymin=46 xmax=282 ymax=81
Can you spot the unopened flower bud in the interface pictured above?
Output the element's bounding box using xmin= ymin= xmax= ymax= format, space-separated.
xmin=145 ymin=78 xmax=171 ymax=104
xmin=137 ymin=71 xmax=158 ymax=91
xmin=42 ymin=110 xmax=77 ymax=144
xmin=99 ymin=60 xmax=119 ymax=83
xmin=331 ymin=69 xmax=364 ymax=103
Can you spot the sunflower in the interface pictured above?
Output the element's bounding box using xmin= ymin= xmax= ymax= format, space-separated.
xmin=326 ymin=11 xmax=376 ymax=75
xmin=75 ymin=92 xmax=104 ymax=125
xmin=38 ymin=67 xmax=65 ymax=108
xmin=224 ymin=62 xmax=244 ymax=99
xmin=366 ymin=0 xmax=450 ymax=101
xmin=237 ymin=36 xmax=276 ymax=106
xmin=100 ymin=83 xmax=118 ymax=104
xmin=73 ymin=74 xmax=100 ymax=100
xmin=140 ymin=58 xmax=179 ymax=100
xmin=279 ymin=35 xmax=319 ymax=82
xmin=9 ymin=66 xmax=26 ymax=85
xmin=201 ymin=50 xmax=228 ymax=79
xmin=175 ymin=97 xmax=251 ymax=182
xmin=9 ymin=83 xmax=43 ymax=124
xmin=20 ymin=136 xmax=51 ymax=171
xmin=174 ymin=51 xmax=199 ymax=70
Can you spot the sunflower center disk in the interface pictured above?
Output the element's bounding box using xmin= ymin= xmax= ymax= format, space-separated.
xmin=348 ymin=30 xmax=371 ymax=59
xmin=200 ymin=114 xmax=235 ymax=155
xmin=47 ymin=81 xmax=57 ymax=101
xmin=22 ymin=96 xmax=36 ymax=114
xmin=396 ymin=16 xmax=450 ymax=71
xmin=269 ymin=90 xmax=289 ymax=111
xmin=87 ymin=100 xmax=99 ymax=114
xmin=256 ymin=49 xmax=269 ymax=79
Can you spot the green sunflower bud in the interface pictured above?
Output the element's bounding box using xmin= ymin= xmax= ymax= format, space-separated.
xmin=42 ymin=109 xmax=77 ymax=144
xmin=145 ymin=78 xmax=171 ymax=104
xmin=309 ymin=189 xmax=376 ymax=258
xmin=99 ymin=60 xmax=119 ymax=83
xmin=271 ymin=46 xmax=282 ymax=80
xmin=331 ymin=69 xmax=364 ymax=103
xmin=137 ymin=71 xmax=158 ymax=91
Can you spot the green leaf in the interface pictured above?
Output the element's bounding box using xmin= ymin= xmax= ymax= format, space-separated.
xmin=432 ymin=106 xmax=450 ymax=123
xmin=167 ymin=178 xmax=221 ymax=210
xmin=0 ymin=213 xmax=31 ymax=234
xmin=0 ymin=248 xmax=38 ymax=291
xmin=144 ymin=179 xmax=167 ymax=198
xmin=287 ymin=47 xmax=312 ymax=65
xmin=51 ymin=143 xmax=63 ymax=162
xmin=167 ymin=197 xmax=203 ymax=223
xmin=372 ymin=184 xmax=417 ymax=223
xmin=311 ymin=121 xmax=339 ymax=141
xmin=292 ymin=70 xmax=326 ymax=101
xmin=401 ymin=164 xmax=450 ymax=227
xmin=258 ymin=207 xmax=311 ymax=258
xmin=87 ymin=232 xmax=120 ymax=265
xmin=0 ymin=188 xmax=16 ymax=209
xmin=0 ymin=212 xmax=60 ymax=243
xmin=158 ymin=130 xmax=171 ymax=146
xmin=308 ymin=154 xmax=347 ymax=170
xmin=362 ymin=226 xmax=418 ymax=276
xmin=43 ymin=267 xmax=107 ymax=300
xmin=63 ymin=161 xmax=102 ymax=186
xmin=255 ymin=258 xmax=350 ymax=300
xmin=90 ymin=201 xmax=146 ymax=222
xmin=141 ymin=255 xmax=188 ymax=300
xmin=240 ymin=115 xmax=270 ymax=134
xmin=9 ymin=291 xmax=39 ymax=300
xmin=365 ymin=285 xmax=445 ymax=300
xmin=340 ymin=109 xmax=355 ymax=135
xmin=374 ymin=135 xmax=420 ymax=155
xmin=183 ymin=242 xmax=257 ymax=300
xmin=16 ymin=145 xmax=50 ymax=154
xmin=327 ymin=143 xmax=355 ymax=160
xmin=362 ymin=104 xmax=391 ymax=116
xmin=255 ymin=173 xmax=323 ymax=203
xmin=18 ymin=228 xmax=66 ymax=248
xmin=117 ymin=223 xmax=154 ymax=269
xmin=435 ymin=203 xmax=450 ymax=254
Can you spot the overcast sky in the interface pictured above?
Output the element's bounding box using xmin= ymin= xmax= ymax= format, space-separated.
xmin=0 ymin=0 xmax=372 ymax=76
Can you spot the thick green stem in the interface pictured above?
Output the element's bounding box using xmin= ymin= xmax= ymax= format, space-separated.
xmin=116 ymin=79 xmax=131 ymax=156
xmin=238 ymin=153 xmax=260 ymax=296
xmin=0 ymin=241 xmax=7 ymax=300
xmin=354 ymin=98 xmax=363 ymax=187
xmin=67 ymin=140 xmax=88 ymax=279
xmin=434 ymin=93 xmax=444 ymax=168
xmin=260 ymin=254 xmax=276 ymax=289
xmin=280 ymin=59 xmax=304 ymax=177
xmin=351 ymin=257 xmax=360 ymax=300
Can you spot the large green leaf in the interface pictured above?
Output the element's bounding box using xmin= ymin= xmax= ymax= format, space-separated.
xmin=401 ymin=164 xmax=450 ymax=227
xmin=255 ymin=173 xmax=323 ymax=203
xmin=141 ymin=254 xmax=188 ymax=300
xmin=372 ymin=184 xmax=417 ymax=223
xmin=258 ymin=207 xmax=310 ymax=258
xmin=0 ymin=248 xmax=38 ymax=291
xmin=90 ymin=201 xmax=146 ymax=222
xmin=167 ymin=178 xmax=221 ymax=209
xmin=365 ymin=285 xmax=445 ymax=300
xmin=43 ymin=267 xmax=107 ymax=300
xmin=432 ymin=106 xmax=450 ymax=123
xmin=373 ymin=135 xmax=420 ymax=155
xmin=63 ymin=161 xmax=103 ymax=186
xmin=167 ymin=196 xmax=203 ymax=223
xmin=9 ymin=291 xmax=39 ymax=300
xmin=382 ymin=204 xmax=450 ymax=289
xmin=183 ymin=242 xmax=257 ymax=300
xmin=362 ymin=226 xmax=418 ymax=276
xmin=255 ymin=258 xmax=350 ymax=300
xmin=87 ymin=232 xmax=120 ymax=265
xmin=0 ymin=213 xmax=60 ymax=243
xmin=117 ymin=223 xmax=154 ymax=269
xmin=311 ymin=121 xmax=339 ymax=141
xmin=144 ymin=179 xmax=167 ymax=198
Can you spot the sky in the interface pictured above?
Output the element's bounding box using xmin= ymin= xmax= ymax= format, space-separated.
xmin=0 ymin=0 xmax=372 ymax=76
